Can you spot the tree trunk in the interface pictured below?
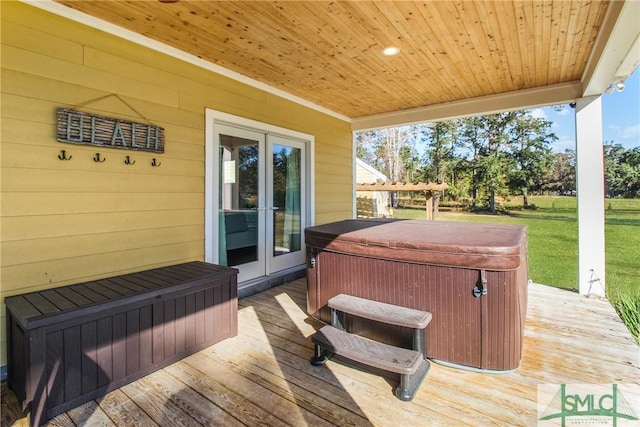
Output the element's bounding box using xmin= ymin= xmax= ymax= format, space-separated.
xmin=522 ymin=188 xmax=529 ymax=207
xmin=489 ymin=188 xmax=495 ymax=212
xmin=471 ymin=168 xmax=477 ymax=208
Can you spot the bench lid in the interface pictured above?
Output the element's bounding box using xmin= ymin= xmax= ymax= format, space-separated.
xmin=5 ymin=262 xmax=238 ymax=330
xmin=305 ymin=219 xmax=527 ymax=270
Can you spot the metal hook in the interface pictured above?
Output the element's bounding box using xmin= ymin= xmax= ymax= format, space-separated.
xmin=58 ymin=150 xmax=72 ymax=161
xmin=93 ymin=153 xmax=106 ymax=163
xmin=124 ymin=155 xmax=136 ymax=165
xmin=151 ymin=158 xmax=161 ymax=167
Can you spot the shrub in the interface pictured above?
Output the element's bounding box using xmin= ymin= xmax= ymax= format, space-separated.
xmin=610 ymin=293 xmax=640 ymax=344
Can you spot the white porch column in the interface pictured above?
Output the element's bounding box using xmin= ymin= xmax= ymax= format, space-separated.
xmin=574 ymin=96 xmax=606 ymax=297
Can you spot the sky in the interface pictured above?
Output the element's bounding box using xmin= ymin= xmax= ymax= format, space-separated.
xmin=534 ymin=68 xmax=640 ymax=152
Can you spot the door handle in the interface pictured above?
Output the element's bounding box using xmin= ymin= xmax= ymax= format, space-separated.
xmin=251 ymin=207 xmax=267 ymax=211
xmin=269 ymin=207 xmax=280 ymax=211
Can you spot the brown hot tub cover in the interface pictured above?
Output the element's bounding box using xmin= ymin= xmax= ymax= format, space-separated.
xmin=305 ymin=218 xmax=525 ymax=270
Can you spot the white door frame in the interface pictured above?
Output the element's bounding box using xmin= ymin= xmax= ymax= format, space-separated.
xmin=205 ymin=109 xmax=315 ymax=285
xmin=215 ymin=124 xmax=267 ymax=283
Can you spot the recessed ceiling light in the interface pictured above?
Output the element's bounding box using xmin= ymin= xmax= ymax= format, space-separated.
xmin=382 ymin=46 xmax=400 ymax=56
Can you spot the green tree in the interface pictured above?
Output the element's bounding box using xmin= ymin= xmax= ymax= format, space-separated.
xmin=507 ymin=112 xmax=556 ymax=206
xmin=458 ymin=116 xmax=485 ymax=208
xmin=355 ymin=125 xmax=428 ymax=181
xmin=456 ymin=111 xmax=556 ymax=210
xmin=355 ymin=125 xmax=429 ymax=207
xmin=483 ymin=113 xmax=516 ymax=212
xmin=356 ymin=109 xmax=562 ymax=209
xmin=423 ymin=120 xmax=459 ymax=210
xmin=238 ymin=145 xmax=259 ymax=208
xmin=542 ymin=150 xmax=576 ymax=195
xmin=400 ymin=144 xmax=420 ymax=203
xmin=355 ymin=130 xmax=384 ymax=173
xmin=400 ymin=145 xmax=420 ymax=182
xmin=424 ymin=121 xmax=459 ymax=183
xmin=605 ymin=144 xmax=640 ymax=198
xmin=457 ymin=113 xmax=515 ymax=212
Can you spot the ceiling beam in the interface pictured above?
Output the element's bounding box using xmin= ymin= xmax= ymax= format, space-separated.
xmin=581 ymin=0 xmax=640 ymax=96
xmin=351 ymin=81 xmax=582 ymax=131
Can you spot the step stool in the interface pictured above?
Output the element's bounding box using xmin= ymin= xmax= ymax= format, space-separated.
xmin=310 ymin=294 xmax=431 ymax=401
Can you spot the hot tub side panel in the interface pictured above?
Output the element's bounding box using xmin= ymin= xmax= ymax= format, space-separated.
xmin=306 ymin=248 xmax=526 ymax=371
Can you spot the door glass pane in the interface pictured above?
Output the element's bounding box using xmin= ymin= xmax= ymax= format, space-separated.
xmin=219 ymin=135 xmax=259 ymax=267
xmin=272 ymin=144 xmax=301 ymax=257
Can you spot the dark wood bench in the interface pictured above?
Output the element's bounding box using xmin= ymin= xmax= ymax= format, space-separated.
xmin=310 ymin=294 xmax=431 ymax=401
xmin=5 ymin=262 xmax=238 ymax=427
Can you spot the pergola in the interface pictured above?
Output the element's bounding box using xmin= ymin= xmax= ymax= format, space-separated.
xmin=356 ymin=182 xmax=448 ymax=220
xmin=31 ymin=0 xmax=640 ymax=296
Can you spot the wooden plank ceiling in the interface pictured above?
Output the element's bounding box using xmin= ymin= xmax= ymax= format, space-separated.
xmin=54 ymin=0 xmax=610 ymax=119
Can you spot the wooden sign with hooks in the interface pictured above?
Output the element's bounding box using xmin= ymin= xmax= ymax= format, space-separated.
xmin=56 ymin=108 xmax=165 ymax=154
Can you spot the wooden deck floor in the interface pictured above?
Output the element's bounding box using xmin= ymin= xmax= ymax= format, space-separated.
xmin=3 ymin=279 xmax=639 ymax=426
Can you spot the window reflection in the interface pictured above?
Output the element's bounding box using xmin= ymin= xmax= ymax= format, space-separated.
xmin=219 ymin=136 xmax=259 ymax=267
xmin=272 ymin=144 xmax=301 ymax=257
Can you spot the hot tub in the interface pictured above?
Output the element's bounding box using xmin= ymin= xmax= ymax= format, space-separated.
xmin=305 ymin=219 xmax=528 ymax=372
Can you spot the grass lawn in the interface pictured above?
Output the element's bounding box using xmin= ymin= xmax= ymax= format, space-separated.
xmin=392 ymin=196 xmax=640 ymax=342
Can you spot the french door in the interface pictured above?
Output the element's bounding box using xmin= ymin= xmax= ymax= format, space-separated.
xmin=214 ymin=124 xmax=306 ymax=283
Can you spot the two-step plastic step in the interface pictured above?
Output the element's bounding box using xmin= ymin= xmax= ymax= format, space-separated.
xmin=310 ymin=294 xmax=432 ymax=401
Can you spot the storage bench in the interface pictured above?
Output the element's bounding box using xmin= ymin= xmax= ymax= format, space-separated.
xmin=5 ymin=261 xmax=238 ymax=426
xmin=305 ymin=219 xmax=528 ymax=372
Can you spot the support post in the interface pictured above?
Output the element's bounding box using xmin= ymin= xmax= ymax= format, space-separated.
xmin=574 ymin=96 xmax=606 ymax=297
xmin=425 ymin=193 xmax=433 ymax=220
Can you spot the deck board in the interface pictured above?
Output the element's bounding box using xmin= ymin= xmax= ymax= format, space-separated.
xmin=2 ymin=279 xmax=639 ymax=427
xmin=93 ymin=389 xmax=158 ymax=427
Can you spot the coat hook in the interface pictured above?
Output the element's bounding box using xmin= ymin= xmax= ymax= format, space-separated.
xmin=58 ymin=150 xmax=72 ymax=160
xmin=124 ymin=155 xmax=136 ymax=165
xmin=93 ymin=153 xmax=106 ymax=162
xmin=151 ymin=158 xmax=161 ymax=167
